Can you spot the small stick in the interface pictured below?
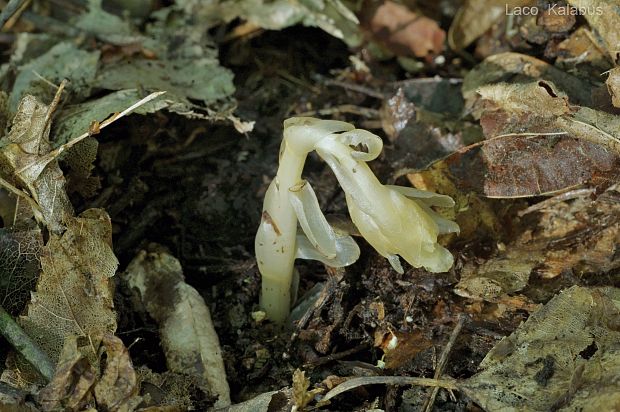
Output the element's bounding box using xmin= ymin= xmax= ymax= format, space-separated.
xmin=422 ymin=315 xmax=466 ymax=412
xmin=0 ymin=305 xmax=54 ymax=381
xmin=517 ymin=188 xmax=595 ymax=217
xmin=0 ymin=0 xmax=27 ymax=29
xmin=322 ymin=375 xmax=458 ymax=402
xmin=304 ymin=343 xmax=369 ymax=368
xmin=324 ymin=79 xmax=386 ymax=99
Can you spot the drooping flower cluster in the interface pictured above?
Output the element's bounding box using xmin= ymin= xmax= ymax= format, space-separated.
xmin=255 ymin=117 xmax=459 ymax=323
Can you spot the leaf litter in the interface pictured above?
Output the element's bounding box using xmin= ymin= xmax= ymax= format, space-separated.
xmin=0 ymin=0 xmax=619 ymax=410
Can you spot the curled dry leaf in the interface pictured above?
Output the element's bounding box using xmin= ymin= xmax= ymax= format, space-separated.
xmin=361 ymin=1 xmax=445 ymax=59
xmin=38 ymin=334 xmax=141 ymax=412
xmin=0 ymin=95 xmax=74 ymax=233
xmin=93 ymin=334 xmax=142 ymax=412
xmin=462 ymin=52 xmax=594 ymax=109
xmin=4 ymin=209 xmax=118 ymax=386
xmin=124 ymin=250 xmax=231 ymax=408
xmin=38 ymin=336 xmax=97 ymax=412
xmin=461 ymin=286 xmax=620 ymax=410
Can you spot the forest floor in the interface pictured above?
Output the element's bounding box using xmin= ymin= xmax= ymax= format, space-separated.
xmin=0 ymin=0 xmax=619 ymax=411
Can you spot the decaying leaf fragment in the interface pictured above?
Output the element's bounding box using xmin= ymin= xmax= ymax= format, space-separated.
xmin=0 ymin=227 xmax=42 ymax=315
xmin=361 ymin=1 xmax=445 ymax=59
xmin=93 ymin=334 xmax=142 ymax=412
xmin=461 ymin=286 xmax=620 ymax=410
xmin=38 ymin=334 xmax=141 ymax=412
xmin=293 ymin=369 xmax=322 ymax=410
xmin=462 ymin=52 xmax=594 ymax=108
xmin=607 ymin=67 xmax=620 ymax=108
xmin=448 ymin=0 xmax=535 ymax=51
xmin=456 ymin=188 xmax=620 ymax=301
xmin=566 ymin=0 xmax=620 ymax=63
xmin=124 ymin=250 xmax=231 ymax=408
xmin=38 ymin=336 xmax=97 ymax=412
xmin=0 ymin=95 xmax=74 ymax=233
xmin=6 ymin=209 xmax=118 ymax=386
xmin=445 ymin=80 xmax=620 ymax=198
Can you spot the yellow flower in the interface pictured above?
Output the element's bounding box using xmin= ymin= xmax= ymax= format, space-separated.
xmin=315 ymin=129 xmax=458 ymax=273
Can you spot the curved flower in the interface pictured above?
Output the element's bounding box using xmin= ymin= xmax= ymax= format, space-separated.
xmin=255 ymin=117 xmax=459 ymax=324
xmin=315 ymin=129 xmax=459 ymax=273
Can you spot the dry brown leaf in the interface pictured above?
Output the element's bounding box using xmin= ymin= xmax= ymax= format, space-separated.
xmin=8 ymin=209 xmax=118 ymax=386
xmin=94 ymin=334 xmax=142 ymax=412
xmin=567 ymin=0 xmax=620 ymax=63
xmin=0 ymin=95 xmax=73 ymax=233
xmin=292 ymin=369 xmax=322 ymax=410
xmin=361 ymin=1 xmax=445 ymax=59
xmin=448 ymin=0 xmax=535 ymax=51
xmin=556 ymin=27 xmax=609 ymax=69
xmin=439 ymin=80 xmax=620 ymax=198
xmin=462 ymin=52 xmax=594 ymax=108
xmin=38 ymin=333 xmax=141 ymax=412
xmin=382 ymin=330 xmax=432 ymax=370
xmin=125 ymin=250 xmax=231 ymax=408
xmin=461 ymin=286 xmax=620 ymax=410
xmin=38 ymin=336 xmax=97 ymax=412
xmin=606 ymin=67 xmax=620 ymax=108
xmin=456 ymin=189 xmax=620 ymax=301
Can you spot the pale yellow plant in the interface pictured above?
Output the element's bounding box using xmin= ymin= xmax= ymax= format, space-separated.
xmin=256 ymin=117 xmax=458 ymax=323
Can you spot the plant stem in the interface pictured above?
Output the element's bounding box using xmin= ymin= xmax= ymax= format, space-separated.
xmin=0 ymin=305 xmax=54 ymax=381
xmin=256 ymin=141 xmax=305 ymax=324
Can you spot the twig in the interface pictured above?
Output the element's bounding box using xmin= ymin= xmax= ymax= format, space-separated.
xmin=0 ymin=0 xmax=27 ymax=29
xmin=517 ymin=188 xmax=595 ymax=217
xmin=422 ymin=315 xmax=466 ymax=412
xmin=304 ymin=343 xmax=369 ymax=368
xmin=324 ymin=79 xmax=386 ymax=99
xmin=295 ymin=105 xmax=380 ymax=119
xmin=0 ymin=305 xmax=54 ymax=381
xmin=321 ymin=376 xmax=458 ymax=402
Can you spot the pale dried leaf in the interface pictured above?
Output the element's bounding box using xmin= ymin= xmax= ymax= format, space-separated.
xmin=448 ymin=0 xmax=535 ymax=51
xmin=0 ymin=95 xmax=74 ymax=233
xmin=16 ymin=209 xmax=118 ymax=383
xmin=567 ymin=0 xmax=620 ymax=63
xmin=461 ymin=286 xmax=620 ymax=410
xmin=477 ymin=81 xmax=571 ymax=117
xmin=0 ymin=228 xmax=42 ymax=315
xmin=125 ymin=251 xmax=231 ymax=408
xmin=8 ymin=43 xmax=99 ymax=112
xmin=462 ymin=52 xmax=594 ymax=108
